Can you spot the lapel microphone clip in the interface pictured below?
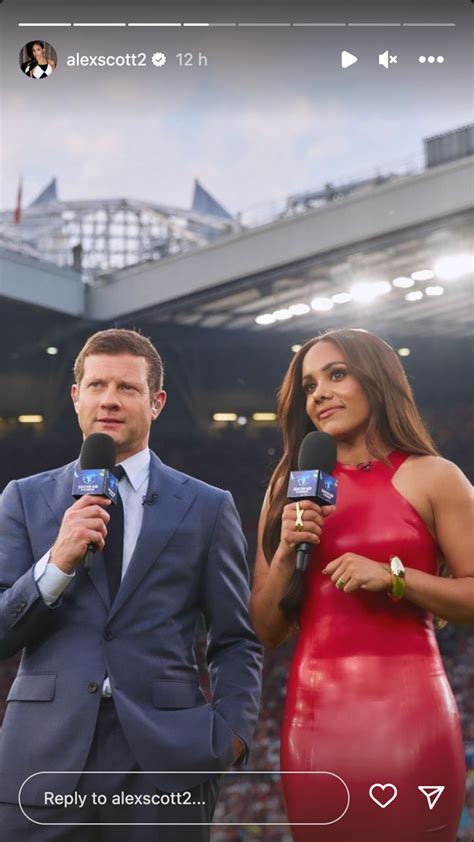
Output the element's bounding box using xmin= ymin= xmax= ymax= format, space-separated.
xmin=142 ymin=493 xmax=159 ymax=506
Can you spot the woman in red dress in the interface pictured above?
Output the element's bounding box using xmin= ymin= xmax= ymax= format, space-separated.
xmin=250 ymin=328 xmax=473 ymax=842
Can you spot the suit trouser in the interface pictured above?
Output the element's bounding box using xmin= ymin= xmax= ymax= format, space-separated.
xmin=0 ymin=697 xmax=220 ymax=841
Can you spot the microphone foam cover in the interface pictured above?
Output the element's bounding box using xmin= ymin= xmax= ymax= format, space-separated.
xmin=298 ymin=431 xmax=337 ymax=474
xmin=80 ymin=433 xmax=116 ymax=470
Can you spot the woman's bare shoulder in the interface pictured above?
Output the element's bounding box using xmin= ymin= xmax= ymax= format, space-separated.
xmin=404 ymin=454 xmax=472 ymax=494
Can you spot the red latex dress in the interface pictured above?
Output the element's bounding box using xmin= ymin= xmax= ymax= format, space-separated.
xmin=280 ymin=451 xmax=465 ymax=841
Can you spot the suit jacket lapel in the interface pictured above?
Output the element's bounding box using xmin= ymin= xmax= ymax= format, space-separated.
xmin=41 ymin=460 xmax=77 ymax=527
xmin=40 ymin=460 xmax=111 ymax=610
xmin=108 ymin=453 xmax=196 ymax=620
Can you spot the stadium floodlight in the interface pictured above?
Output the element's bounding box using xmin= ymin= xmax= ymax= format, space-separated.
xmin=351 ymin=282 xmax=390 ymax=302
xmin=289 ymin=303 xmax=311 ymax=316
xmin=425 ymin=286 xmax=444 ymax=296
xmin=311 ymin=297 xmax=334 ymax=311
xmin=411 ymin=269 xmax=434 ymax=281
xmin=392 ymin=276 xmax=415 ymax=288
xmin=253 ymin=413 xmax=277 ymax=422
xmin=292 ymin=345 xmax=303 ymax=353
xmin=18 ymin=415 xmax=43 ymax=423
xmin=255 ymin=314 xmax=276 ymax=325
xmin=433 ymin=254 xmax=473 ymax=280
xmin=405 ymin=291 xmax=423 ymax=302
xmin=331 ymin=292 xmax=352 ymax=304
xmin=46 ymin=346 xmax=59 ymax=355
xmin=237 ymin=416 xmax=248 ymax=426
xmin=213 ymin=413 xmax=238 ymax=422
xmin=397 ymin=348 xmax=411 ymax=357
xmin=273 ymin=309 xmax=293 ymax=321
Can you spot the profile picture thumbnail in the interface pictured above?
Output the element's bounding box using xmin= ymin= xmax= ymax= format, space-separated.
xmin=19 ymin=40 xmax=57 ymax=79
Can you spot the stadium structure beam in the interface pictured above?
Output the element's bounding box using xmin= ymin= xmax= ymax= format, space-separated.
xmin=87 ymin=156 xmax=473 ymax=322
xmin=0 ymin=248 xmax=83 ymax=316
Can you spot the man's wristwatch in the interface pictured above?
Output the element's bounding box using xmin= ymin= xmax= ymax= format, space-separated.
xmin=389 ymin=555 xmax=406 ymax=602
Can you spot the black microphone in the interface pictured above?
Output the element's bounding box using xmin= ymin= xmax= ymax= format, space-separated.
xmin=287 ymin=431 xmax=338 ymax=573
xmin=72 ymin=433 xmax=118 ymax=570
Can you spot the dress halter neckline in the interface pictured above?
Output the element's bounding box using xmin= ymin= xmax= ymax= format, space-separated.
xmin=335 ymin=450 xmax=409 ymax=471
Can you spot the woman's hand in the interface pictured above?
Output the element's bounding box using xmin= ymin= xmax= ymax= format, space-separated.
xmin=322 ymin=553 xmax=392 ymax=593
xmin=279 ymin=500 xmax=335 ymax=556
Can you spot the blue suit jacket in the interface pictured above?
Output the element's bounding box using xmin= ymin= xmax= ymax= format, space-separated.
xmin=0 ymin=453 xmax=262 ymax=805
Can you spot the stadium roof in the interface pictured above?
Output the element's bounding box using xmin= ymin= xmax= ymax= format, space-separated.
xmin=90 ymin=155 xmax=472 ymax=339
xmin=1 ymin=155 xmax=472 ymax=341
xmin=1 ymin=123 xmax=473 ymax=341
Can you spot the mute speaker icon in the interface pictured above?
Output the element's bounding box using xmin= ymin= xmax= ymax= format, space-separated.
xmin=379 ymin=50 xmax=389 ymax=68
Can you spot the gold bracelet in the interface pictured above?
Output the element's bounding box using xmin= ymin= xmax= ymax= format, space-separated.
xmin=389 ymin=555 xmax=406 ymax=602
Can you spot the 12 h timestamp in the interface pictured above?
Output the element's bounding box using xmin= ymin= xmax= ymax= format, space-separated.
xmin=176 ymin=52 xmax=208 ymax=67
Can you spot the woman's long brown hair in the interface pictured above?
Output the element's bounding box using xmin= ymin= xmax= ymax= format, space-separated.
xmin=262 ymin=328 xmax=440 ymax=622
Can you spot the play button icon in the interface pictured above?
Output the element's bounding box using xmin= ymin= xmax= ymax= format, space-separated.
xmin=341 ymin=50 xmax=358 ymax=69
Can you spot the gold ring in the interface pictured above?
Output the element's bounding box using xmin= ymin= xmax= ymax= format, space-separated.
xmin=336 ymin=577 xmax=346 ymax=590
xmin=294 ymin=500 xmax=304 ymax=532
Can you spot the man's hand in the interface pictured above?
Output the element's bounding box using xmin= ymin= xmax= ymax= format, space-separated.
xmin=49 ymin=495 xmax=111 ymax=574
xmin=232 ymin=735 xmax=246 ymax=766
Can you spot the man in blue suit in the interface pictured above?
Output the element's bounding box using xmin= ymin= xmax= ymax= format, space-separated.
xmin=0 ymin=328 xmax=262 ymax=841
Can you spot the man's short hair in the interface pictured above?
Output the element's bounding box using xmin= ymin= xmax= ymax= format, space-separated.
xmin=73 ymin=329 xmax=164 ymax=394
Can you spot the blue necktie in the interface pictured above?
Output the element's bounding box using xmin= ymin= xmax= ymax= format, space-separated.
xmin=104 ymin=465 xmax=125 ymax=602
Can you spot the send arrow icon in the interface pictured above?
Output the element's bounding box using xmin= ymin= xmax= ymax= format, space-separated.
xmin=341 ymin=51 xmax=358 ymax=69
xmin=418 ymin=786 xmax=445 ymax=810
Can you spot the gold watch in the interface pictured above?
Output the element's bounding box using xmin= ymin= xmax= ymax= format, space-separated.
xmin=389 ymin=555 xmax=406 ymax=602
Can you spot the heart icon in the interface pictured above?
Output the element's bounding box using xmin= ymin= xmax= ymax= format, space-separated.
xmin=369 ymin=783 xmax=398 ymax=808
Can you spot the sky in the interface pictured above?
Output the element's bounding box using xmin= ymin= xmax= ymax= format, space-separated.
xmin=1 ymin=0 xmax=472 ymax=216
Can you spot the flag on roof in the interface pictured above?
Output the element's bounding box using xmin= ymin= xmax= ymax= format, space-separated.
xmin=14 ymin=178 xmax=23 ymax=224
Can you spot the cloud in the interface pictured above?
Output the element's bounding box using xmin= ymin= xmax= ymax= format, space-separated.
xmin=1 ymin=73 xmax=471 ymax=217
